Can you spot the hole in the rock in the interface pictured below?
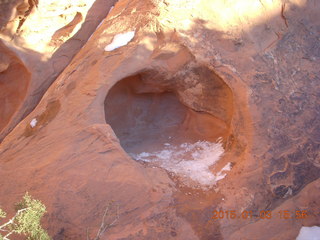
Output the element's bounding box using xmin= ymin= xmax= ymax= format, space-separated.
xmin=105 ymin=70 xmax=233 ymax=188
xmin=0 ymin=42 xmax=30 ymax=132
xmin=105 ymin=74 xmax=230 ymax=152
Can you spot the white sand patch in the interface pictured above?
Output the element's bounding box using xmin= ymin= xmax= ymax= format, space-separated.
xmin=30 ymin=118 xmax=38 ymax=128
xmin=131 ymin=141 xmax=230 ymax=189
xmin=296 ymin=226 xmax=320 ymax=240
xmin=104 ymin=31 xmax=135 ymax=51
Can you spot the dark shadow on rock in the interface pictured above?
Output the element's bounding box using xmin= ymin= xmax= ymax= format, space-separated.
xmin=0 ymin=0 xmax=22 ymax=30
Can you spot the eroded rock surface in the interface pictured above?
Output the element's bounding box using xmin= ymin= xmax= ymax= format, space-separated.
xmin=0 ymin=0 xmax=117 ymax=142
xmin=0 ymin=0 xmax=319 ymax=239
xmin=0 ymin=40 xmax=30 ymax=132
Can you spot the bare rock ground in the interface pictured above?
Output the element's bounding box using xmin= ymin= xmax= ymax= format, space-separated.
xmin=0 ymin=0 xmax=319 ymax=239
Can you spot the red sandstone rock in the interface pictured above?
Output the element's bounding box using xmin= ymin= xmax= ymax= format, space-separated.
xmin=0 ymin=0 xmax=319 ymax=239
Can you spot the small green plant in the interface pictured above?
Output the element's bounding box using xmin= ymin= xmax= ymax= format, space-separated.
xmin=0 ymin=192 xmax=50 ymax=240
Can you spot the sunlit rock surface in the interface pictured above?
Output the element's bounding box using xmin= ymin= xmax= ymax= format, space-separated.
xmin=0 ymin=0 xmax=319 ymax=239
xmin=0 ymin=0 xmax=117 ymax=141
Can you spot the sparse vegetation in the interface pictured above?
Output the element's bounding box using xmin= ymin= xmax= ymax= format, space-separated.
xmin=0 ymin=193 xmax=50 ymax=240
xmin=87 ymin=201 xmax=119 ymax=240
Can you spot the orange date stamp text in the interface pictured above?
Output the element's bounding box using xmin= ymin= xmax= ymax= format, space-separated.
xmin=211 ymin=209 xmax=309 ymax=220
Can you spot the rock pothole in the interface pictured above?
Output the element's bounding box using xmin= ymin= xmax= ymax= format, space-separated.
xmin=0 ymin=41 xmax=30 ymax=133
xmin=105 ymin=66 xmax=234 ymax=188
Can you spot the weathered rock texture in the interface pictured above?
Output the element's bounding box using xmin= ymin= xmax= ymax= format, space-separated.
xmin=0 ymin=0 xmax=319 ymax=239
xmin=0 ymin=40 xmax=30 ymax=131
xmin=0 ymin=0 xmax=117 ymax=141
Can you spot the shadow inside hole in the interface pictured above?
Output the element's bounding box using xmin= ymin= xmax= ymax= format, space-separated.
xmin=0 ymin=40 xmax=30 ymax=133
xmin=104 ymin=74 xmax=229 ymax=155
